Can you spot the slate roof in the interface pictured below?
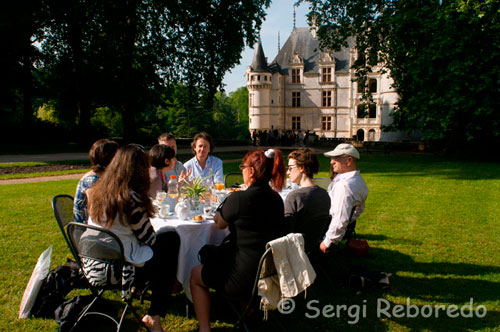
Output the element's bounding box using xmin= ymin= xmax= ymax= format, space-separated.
xmin=267 ymin=27 xmax=352 ymax=75
xmin=250 ymin=40 xmax=270 ymax=72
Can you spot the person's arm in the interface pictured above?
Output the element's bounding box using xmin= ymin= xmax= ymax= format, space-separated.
xmin=213 ymin=212 xmax=228 ymax=229
xmin=322 ymin=184 xmax=354 ymax=249
xmin=212 ymin=157 xmax=224 ymax=183
xmin=129 ymin=193 xmax=156 ymax=246
xmin=216 ymin=192 xmax=239 ymax=229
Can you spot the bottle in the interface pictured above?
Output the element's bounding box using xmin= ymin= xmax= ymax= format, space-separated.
xmin=167 ymin=175 xmax=178 ymax=201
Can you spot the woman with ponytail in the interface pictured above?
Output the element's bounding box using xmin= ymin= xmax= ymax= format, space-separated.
xmin=190 ymin=148 xmax=286 ymax=332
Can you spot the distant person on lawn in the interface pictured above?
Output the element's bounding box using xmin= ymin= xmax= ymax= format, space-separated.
xmin=184 ymin=132 xmax=223 ymax=183
xmin=73 ymin=139 xmax=118 ymax=223
xmin=320 ymin=144 xmax=368 ymax=253
xmin=157 ymin=132 xmax=190 ymax=180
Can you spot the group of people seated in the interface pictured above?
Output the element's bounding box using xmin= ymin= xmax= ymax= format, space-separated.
xmin=71 ymin=132 xmax=368 ymax=332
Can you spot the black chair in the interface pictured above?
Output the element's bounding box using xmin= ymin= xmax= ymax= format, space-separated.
xmin=52 ymin=194 xmax=79 ymax=261
xmin=224 ymin=172 xmax=243 ymax=188
xmin=227 ymin=234 xmax=314 ymax=332
xmin=66 ymin=222 xmax=145 ymax=332
xmin=313 ymin=177 xmax=331 ymax=190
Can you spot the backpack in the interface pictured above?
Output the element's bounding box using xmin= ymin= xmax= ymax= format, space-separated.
xmin=30 ymin=259 xmax=86 ymax=318
xmin=55 ymin=295 xmax=112 ymax=332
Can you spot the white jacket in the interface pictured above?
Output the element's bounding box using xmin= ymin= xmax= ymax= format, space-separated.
xmin=258 ymin=233 xmax=316 ymax=316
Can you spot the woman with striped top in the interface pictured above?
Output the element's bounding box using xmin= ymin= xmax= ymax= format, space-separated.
xmin=87 ymin=144 xmax=180 ymax=332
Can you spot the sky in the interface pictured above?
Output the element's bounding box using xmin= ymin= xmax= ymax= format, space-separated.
xmin=222 ymin=0 xmax=310 ymax=93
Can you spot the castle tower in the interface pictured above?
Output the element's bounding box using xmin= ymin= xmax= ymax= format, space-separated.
xmin=247 ymin=40 xmax=272 ymax=132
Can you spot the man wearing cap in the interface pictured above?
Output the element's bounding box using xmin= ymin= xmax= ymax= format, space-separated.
xmin=320 ymin=143 xmax=369 ymax=253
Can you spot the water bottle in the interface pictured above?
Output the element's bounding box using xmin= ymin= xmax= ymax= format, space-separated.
xmin=167 ymin=175 xmax=178 ymax=201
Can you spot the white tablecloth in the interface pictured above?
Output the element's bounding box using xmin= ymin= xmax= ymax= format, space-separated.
xmin=150 ymin=216 xmax=228 ymax=301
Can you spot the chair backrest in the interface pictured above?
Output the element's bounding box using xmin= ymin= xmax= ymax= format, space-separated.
xmin=52 ymin=195 xmax=78 ymax=261
xmin=314 ymin=177 xmax=331 ymax=190
xmin=343 ymin=201 xmax=361 ymax=241
xmin=66 ymin=222 xmax=124 ymax=263
xmin=224 ymin=172 xmax=243 ymax=188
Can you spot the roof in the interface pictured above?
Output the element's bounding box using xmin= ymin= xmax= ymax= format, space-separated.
xmin=268 ymin=27 xmax=352 ymax=75
xmin=250 ymin=40 xmax=270 ymax=72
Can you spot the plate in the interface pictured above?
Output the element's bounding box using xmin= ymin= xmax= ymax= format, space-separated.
xmin=191 ymin=215 xmax=205 ymax=222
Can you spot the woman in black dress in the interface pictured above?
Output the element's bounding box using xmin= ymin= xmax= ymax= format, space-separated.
xmin=190 ymin=148 xmax=286 ymax=332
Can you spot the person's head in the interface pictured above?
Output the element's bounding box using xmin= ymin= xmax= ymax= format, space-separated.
xmin=158 ymin=133 xmax=177 ymax=154
xmin=324 ymin=143 xmax=359 ymax=174
xmin=89 ymin=139 xmax=119 ymax=174
xmin=287 ymin=148 xmax=320 ymax=184
xmin=88 ymin=144 xmax=154 ymax=227
xmin=149 ymin=144 xmax=175 ymax=169
xmin=191 ymin=132 xmax=214 ymax=162
xmin=239 ymin=148 xmax=286 ymax=191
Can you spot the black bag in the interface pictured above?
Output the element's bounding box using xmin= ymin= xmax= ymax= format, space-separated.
xmin=55 ymin=295 xmax=111 ymax=332
xmin=30 ymin=259 xmax=86 ymax=318
xmin=348 ymin=266 xmax=391 ymax=293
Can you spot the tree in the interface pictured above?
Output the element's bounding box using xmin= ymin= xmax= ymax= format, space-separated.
xmin=35 ymin=0 xmax=271 ymax=141
xmin=305 ymin=0 xmax=500 ymax=150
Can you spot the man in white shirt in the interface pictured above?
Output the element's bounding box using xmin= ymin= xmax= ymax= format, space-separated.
xmin=183 ymin=132 xmax=224 ymax=184
xmin=320 ymin=143 xmax=369 ymax=253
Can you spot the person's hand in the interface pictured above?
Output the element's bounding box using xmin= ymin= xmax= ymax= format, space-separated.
xmin=320 ymin=241 xmax=329 ymax=254
xmin=214 ymin=212 xmax=228 ymax=229
xmin=179 ymin=168 xmax=192 ymax=183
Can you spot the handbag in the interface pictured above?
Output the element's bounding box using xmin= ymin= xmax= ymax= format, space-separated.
xmin=345 ymin=239 xmax=369 ymax=257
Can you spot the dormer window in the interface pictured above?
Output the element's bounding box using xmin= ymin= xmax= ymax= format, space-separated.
xmin=322 ymin=68 xmax=332 ymax=82
xmin=292 ymin=69 xmax=301 ymax=83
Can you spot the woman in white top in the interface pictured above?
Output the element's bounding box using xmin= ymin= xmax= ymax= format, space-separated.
xmin=87 ymin=144 xmax=180 ymax=332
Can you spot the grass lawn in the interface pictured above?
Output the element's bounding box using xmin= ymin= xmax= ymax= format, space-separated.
xmin=0 ymin=152 xmax=499 ymax=331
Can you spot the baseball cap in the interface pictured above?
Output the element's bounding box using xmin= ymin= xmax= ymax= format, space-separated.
xmin=324 ymin=143 xmax=360 ymax=159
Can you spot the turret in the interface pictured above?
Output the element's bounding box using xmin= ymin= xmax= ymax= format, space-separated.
xmin=247 ymin=40 xmax=272 ymax=131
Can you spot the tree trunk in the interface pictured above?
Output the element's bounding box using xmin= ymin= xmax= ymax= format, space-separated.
xmin=21 ymin=50 xmax=33 ymax=128
xmin=119 ymin=0 xmax=138 ymax=142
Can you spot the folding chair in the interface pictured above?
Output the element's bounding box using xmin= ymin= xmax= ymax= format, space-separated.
xmin=228 ymin=233 xmax=315 ymax=332
xmin=66 ymin=222 xmax=145 ymax=332
xmin=224 ymin=172 xmax=243 ymax=188
xmin=52 ymin=195 xmax=79 ymax=261
xmin=313 ymin=177 xmax=331 ymax=190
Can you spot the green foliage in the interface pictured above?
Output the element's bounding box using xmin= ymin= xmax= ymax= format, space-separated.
xmin=2 ymin=0 xmax=270 ymax=142
xmin=306 ymin=0 xmax=500 ymax=150
xmin=90 ymin=106 xmax=123 ymax=138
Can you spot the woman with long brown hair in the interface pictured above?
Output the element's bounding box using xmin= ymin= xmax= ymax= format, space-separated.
xmin=190 ymin=148 xmax=286 ymax=332
xmin=87 ymin=144 xmax=180 ymax=332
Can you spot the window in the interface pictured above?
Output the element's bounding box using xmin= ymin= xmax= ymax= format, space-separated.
xmin=369 ymin=79 xmax=377 ymax=93
xmin=321 ymin=116 xmax=332 ymax=130
xmin=357 ymin=105 xmax=366 ymax=118
xmin=357 ymin=79 xmax=365 ymax=93
xmin=357 ymin=104 xmax=377 ymax=118
xmin=322 ymin=67 xmax=332 ymax=82
xmin=264 ymin=76 xmax=267 ymax=81
xmin=257 ymin=75 xmax=261 ymax=80
xmin=251 ymin=75 xmax=255 ymax=81
xmin=249 ymin=93 xmax=253 ymax=107
xmin=292 ymin=92 xmax=301 ymax=107
xmin=369 ymin=104 xmax=376 ymax=118
xmin=322 ymin=90 xmax=332 ymax=107
xmin=292 ymin=69 xmax=301 ymax=83
xmin=292 ymin=116 xmax=301 ymax=130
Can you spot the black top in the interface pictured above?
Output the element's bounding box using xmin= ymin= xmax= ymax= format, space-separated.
xmin=213 ymin=180 xmax=286 ymax=298
xmin=284 ymin=186 xmax=331 ymax=253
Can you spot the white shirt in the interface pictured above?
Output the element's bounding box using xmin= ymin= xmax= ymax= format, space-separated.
xmin=323 ymin=170 xmax=368 ymax=247
xmin=184 ymin=155 xmax=223 ymax=183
